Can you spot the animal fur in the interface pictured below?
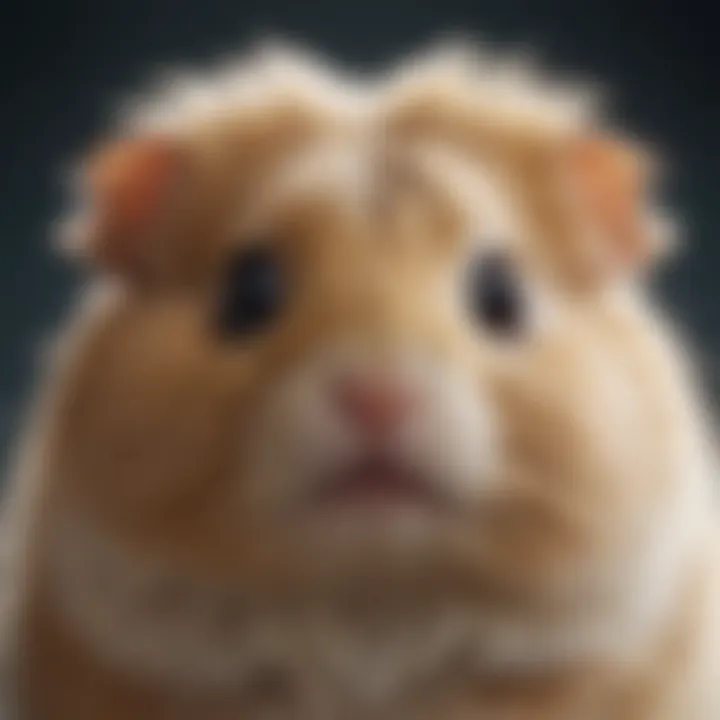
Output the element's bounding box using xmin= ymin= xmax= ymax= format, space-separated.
xmin=1 ymin=41 xmax=718 ymax=719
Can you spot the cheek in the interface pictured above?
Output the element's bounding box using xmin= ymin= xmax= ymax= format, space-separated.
xmin=237 ymin=348 xmax=365 ymax=509
xmin=395 ymin=366 xmax=498 ymax=500
xmin=489 ymin=336 xmax=656 ymax=526
xmin=463 ymin=348 xmax=647 ymax=588
xmin=57 ymin=326 xmax=260 ymax=524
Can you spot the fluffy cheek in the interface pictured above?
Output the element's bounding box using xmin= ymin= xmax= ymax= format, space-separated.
xmin=472 ymin=336 xmax=684 ymax=595
xmin=49 ymin=306 xmax=259 ymax=533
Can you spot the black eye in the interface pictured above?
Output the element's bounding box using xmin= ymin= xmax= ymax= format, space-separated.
xmin=216 ymin=246 xmax=285 ymax=338
xmin=469 ymin=251 xmax=524 ymax=335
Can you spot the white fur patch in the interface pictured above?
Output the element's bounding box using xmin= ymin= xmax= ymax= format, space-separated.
xmin=44 ymin=495 xmax=706 ymax=709
xmin=243 ymin=344 xmax=496 ymax=516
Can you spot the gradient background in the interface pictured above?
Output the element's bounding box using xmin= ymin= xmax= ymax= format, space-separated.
xmin=2 ymin=0 xmax=719 ymax=464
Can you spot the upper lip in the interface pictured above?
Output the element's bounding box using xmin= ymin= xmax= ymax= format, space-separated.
xmin=310 ymin=451 xmax=444 ymax=508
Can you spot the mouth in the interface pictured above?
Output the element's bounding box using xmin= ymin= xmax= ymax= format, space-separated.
xmin=310 ymin=453 xmax=444 ymax=510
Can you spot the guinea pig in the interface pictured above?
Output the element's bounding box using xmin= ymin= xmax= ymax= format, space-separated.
xmin=1 ymin=42 xmax=719 ymax=719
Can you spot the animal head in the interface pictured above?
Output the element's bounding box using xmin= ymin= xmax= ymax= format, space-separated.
xmin=28 ymin=45 xmax=707 ymax=672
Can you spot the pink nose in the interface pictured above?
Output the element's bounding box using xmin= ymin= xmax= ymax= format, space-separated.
xmin=333 ymin=374 xmax=415 ymax=437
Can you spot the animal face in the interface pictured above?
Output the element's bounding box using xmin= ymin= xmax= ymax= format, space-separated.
xmin=39 ymin=49 xmax=701 ymax=636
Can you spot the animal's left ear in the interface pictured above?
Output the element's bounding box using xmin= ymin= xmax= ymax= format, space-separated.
xmin=556 ymin=135 xmax=670 ymax=283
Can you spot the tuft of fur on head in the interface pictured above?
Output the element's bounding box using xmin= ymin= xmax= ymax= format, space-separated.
xmin=60 ymin=39 xmax=676 ymax=270
xmin=118 ymin=39 xmax=598 ymax=136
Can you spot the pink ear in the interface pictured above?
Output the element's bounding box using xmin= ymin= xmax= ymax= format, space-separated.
xmin=563 ymin=135 xmax=653 ymax=276
xmin=64 ymin=136 xmax=186 ymax=276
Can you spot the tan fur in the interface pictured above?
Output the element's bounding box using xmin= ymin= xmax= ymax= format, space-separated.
xmin=3 ymin=43 xmax=718 ymax=719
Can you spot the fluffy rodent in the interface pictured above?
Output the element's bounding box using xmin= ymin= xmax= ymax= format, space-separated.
xmin=2 ymin=42 xmax=719 ymax=719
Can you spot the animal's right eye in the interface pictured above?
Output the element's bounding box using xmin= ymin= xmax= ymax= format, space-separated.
xmin=468 ymin=250 xmax=525 ymax=337
xmin=216 ymin=245 xmax=285 ymax=339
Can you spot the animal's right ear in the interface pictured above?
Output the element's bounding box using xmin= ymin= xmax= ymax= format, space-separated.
xmin=58 ymin=136 xmax=189 ymax=281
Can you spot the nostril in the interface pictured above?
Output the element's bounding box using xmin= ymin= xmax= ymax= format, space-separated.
xmin=333 ymin=374 xmax=415 ymax=437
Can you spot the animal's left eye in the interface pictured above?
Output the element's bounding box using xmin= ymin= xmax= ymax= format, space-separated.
xmin=468 ymin=250 xmax=525 ymax=336
xmin=216 ymin=245 xmax=285 ymax=339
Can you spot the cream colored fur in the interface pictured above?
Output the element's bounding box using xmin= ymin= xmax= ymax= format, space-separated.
xmin=2 ymin=42 xmax=718 ymax=719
